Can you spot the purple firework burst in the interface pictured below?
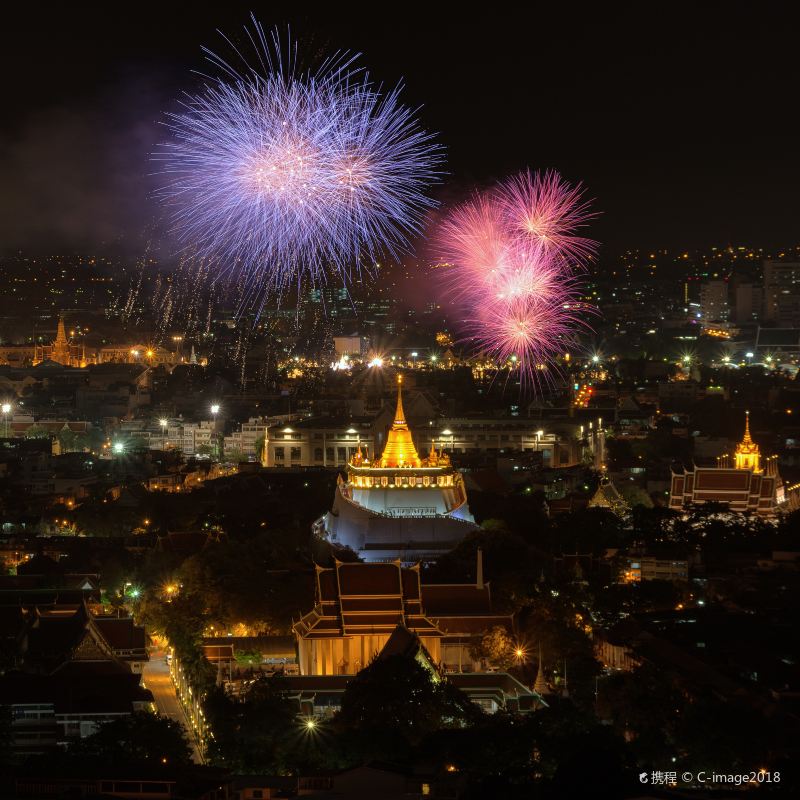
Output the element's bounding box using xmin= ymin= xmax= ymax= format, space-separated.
xmin=155 ymin=20 xmax=443 ymax=304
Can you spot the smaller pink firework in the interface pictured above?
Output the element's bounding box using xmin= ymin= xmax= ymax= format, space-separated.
xmin=437 ymin=169 xmax=596 ymax=390
xmin=501 ymin=170 xmax=597 ymax=266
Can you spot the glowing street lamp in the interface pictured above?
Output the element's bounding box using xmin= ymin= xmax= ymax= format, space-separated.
xmin=113 ymin=442 xmax=125 ymax=455
xmin=210 ymin=404 xmax=221 ymax=458
xmin=441 ymin=428 xmax=455 ymax=453
xmin=1 ymin=402 xmax=11 ymax=438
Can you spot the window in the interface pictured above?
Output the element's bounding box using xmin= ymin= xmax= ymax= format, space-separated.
xmin=274 ymin=447 xmax=284 ymax=460
xmin=290 ymin=447 xmax=301 ymax=461
xmin=314 ymin=448 xmax=323 ymax=461
xmin=337 ymin=447 xmax=347 ymax=462
xmin=326 ymin=447 xmax=334 ymax=462
xmin=313 ymin=433 xmax=323 ymax=440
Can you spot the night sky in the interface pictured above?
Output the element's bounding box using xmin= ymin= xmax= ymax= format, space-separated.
xmin=2 ymin=2 xmax=799 ymax=260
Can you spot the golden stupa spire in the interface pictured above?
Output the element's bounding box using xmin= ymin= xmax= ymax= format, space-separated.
xmin=379 ymin=375 xmax=421 ymax=468
xmin=394 ymin=374 xmax=408 ymax=425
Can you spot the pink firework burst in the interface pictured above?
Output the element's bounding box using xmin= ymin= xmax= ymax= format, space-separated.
xmin=436 ymin=170 xmax=597 ymax=390
xmin=501 ymin=169 xmax=597 ymax=266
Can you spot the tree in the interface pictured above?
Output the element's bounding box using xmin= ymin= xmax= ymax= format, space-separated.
xmin=70 ymin=712 xmax=192 ymax=767
xmin=205 ymin=677 xmax=302 ymax=773
xmin=425 ymin=527 xmax=538 ymax=611
xmin=224 ymin=447 xmax=244 ymax=463
xmin=57 ymin=428 xmax=78 ymax=452
xmin=139 ymin=592 xmax=215 ymax=693
xmin=470 ymin=625 xmax=517 ymax=670
xmin=337 ymin=653 xmax=477 ymax=758
xmin=619 ymin=484 xmax=653 ymax=509
xmin=24 ymin=424 xmax=50 ymax=440
xmin=548 ymin=507 xmax=628 ymax=554
xmin=254 ymin=434 xmax=266 ymax=459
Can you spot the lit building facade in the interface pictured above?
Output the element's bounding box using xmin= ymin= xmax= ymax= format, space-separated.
xmin=265 ymin=420 xmax=375 ymax=468
xmin=669 ymin=412 xmax=784 ymax=515
xmin=293 ymin=558 xmax=511 ymax=677
xmin=316 ymin=378 xmax=478 ymax=561
xmin=763 ymin=260 xmax=800 ymax=326
xmin=263 ymin=408 xmax=602 ymax=470
xmin=116 ymin=419 xmax=215 ymax=456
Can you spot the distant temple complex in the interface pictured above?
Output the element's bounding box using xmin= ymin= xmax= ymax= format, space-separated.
xmin=316 ymin=377 xmax=478 ymax=561
xmin=34 ymin=317 xmax=87 ymax=367
xmin=669 ymin=412 xmax=785 ymax=515
xmin=0 ymin=316 xmax=194 ymax=369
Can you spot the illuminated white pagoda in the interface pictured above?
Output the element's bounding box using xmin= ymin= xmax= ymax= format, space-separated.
xmin=316 ymin=376 xmax=478 ymax=561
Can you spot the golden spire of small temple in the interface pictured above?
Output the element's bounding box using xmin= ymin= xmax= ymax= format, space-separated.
xmin=379 ymin=376 xmax=421 ymax=468
xmin=735 ymin=410 xmax=761 ymax=472
xmin=743 ymin=410 xmax=753 ymax=444
xmin=427 ymin=440 xmax=439 ymax=466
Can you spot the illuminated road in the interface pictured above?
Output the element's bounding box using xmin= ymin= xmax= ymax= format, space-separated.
xmin=143 ymin=648 xmax=203 ymax=764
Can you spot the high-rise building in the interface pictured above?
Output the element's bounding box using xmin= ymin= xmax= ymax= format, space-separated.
xmin=733 ymin=282 xmax=762 ymax=324
xmin=763 ymin=260 xmax=800 ymax=326
xmin=699 ymin=279 xmax=729 ymax=322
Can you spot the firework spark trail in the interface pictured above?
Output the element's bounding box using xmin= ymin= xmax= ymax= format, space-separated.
xmin=155 ymin=19 xmax=443 ymax=310
xmin=437 ymin=170 xmax=597 ymax=390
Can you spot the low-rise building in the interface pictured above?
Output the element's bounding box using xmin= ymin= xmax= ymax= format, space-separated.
xmin=0 ymin=603 xmax=152 ymax=756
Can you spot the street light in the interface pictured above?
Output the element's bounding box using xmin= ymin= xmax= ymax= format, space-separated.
xmin=210 ymin=404 xmax=221 ymax=459
xmin=441 ymin=429 xmax=454 ymax=453
xmin=1 ymin=402 xmax=11 ymax=438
